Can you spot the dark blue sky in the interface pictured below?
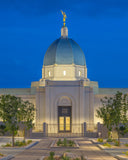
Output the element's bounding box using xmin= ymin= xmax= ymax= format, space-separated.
xmin=0 ymin=0 xmax=128 ymax=88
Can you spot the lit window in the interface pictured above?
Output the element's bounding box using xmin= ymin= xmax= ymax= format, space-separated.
xmin=79 ymin=71 xmax=81 ymax=76
xmin=63 ymin=70 xmax=66 ymax=76
xmin=48 ymin=71 xmax=51 ymax=76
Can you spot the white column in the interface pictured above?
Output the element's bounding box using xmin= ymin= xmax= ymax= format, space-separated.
xmin=79 ymin=81 xmax=85 ymax=124
xmin=89 ymin=87 xmax=94 ymax=130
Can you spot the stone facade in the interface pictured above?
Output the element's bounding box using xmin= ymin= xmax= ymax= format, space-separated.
xmin=0 ymin=86 xmax=127 ymax=133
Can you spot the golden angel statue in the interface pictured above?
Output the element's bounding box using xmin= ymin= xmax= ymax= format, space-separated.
xmin=61 ymin=10 xmax=67 ymax=26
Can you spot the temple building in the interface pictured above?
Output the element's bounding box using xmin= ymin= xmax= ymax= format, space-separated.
xmin=0 ymin=13 xmax=128 ymax=135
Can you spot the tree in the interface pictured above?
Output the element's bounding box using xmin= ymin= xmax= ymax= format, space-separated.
xmin=18 ymin=100 xmax=35 ymax=141
xmin=111 ymin=92 xmax=128 ymax=144
xmin=96 ymin=91 xmax=128 ymax=144
xmin=0 ymin=95 xmax=22 ymax=146
xmin=0 ymin=124 xmax=6 ymax=135
xmin=96 ymin=96 xmax=114 ymax=138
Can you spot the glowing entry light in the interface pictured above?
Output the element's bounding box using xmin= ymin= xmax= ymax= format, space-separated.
xmin=79 ymin=71 xmax=81 ymax=76
xmin=48 ymin=71 xmax=51 ymax=76
xmin=63 ymin=70 xmax=66 ymax=76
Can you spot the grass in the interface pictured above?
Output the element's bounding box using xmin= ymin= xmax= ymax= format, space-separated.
xmin=97 ymin=138 xmax=103 ymax=143
xmin=123 ymin=151 xmax=128 ymax=156
xmin=0 ymin=153 xmax=4 ymax=157
xmin=103 ymin=142 xmax=111 ymax=148
xmin=124 ymin=143 xmax=128 ymax=147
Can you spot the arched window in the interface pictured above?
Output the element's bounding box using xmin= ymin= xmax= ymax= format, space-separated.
xmin=63 ymin=70 xmax=66 ymax=76
xmin=48 ymin=71 xmax=51 ymax=77
xmin=79 ymin=71 xmax=81 ymax=76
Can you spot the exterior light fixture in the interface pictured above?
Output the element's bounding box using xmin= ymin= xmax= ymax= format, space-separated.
xmin=48 ymin=71 xmax=51 ymax=77
xmin=63 ymin=70 xmax=66 ymax=76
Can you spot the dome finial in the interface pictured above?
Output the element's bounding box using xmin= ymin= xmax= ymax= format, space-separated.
xmin=61 ymin=10 xmax=67 ymax=27
xmin=60 ymin=10 xmax=68 ymax=37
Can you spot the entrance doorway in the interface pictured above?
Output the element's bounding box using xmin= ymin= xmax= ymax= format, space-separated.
xmin=58 ymin=106 xmax=72 ymax=132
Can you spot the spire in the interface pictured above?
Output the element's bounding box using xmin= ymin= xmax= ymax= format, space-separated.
xmin=61 ymin=10 xmax=68 ymax=38
xmin=61 ymin=10 xmax=67 ymax=26
xmin=61 ymin=26 xmax=68 ymax=37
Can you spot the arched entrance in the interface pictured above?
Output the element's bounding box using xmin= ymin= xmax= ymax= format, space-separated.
xmin=57 ymin=96 xmax=72 ymax=133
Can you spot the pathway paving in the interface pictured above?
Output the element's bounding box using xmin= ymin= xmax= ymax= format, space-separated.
xmin=90 ymin=138 xmax=128 ymax=158
xmin=12 ymin=137 xmax=117 ymax=160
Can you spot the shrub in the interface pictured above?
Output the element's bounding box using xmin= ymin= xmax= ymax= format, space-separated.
xmin=0 ymin=153 xmax=4 ymax=157
xmin=15 ymin=141 xmax=19 ymax=146
xmin=123 ymin=151 xmax=128 ymax=156
xmin=63 ymin=138 xmax=67 ymax=147
xmin=107 ymin=138 xmax=113 ymax=142
xmin=3 ymin=143 xmax=12 ymax=147
xmin=27 ymin=140 xmax=32 ymax=144
xmin=57 ymin=141 xmax=60 ymax=146
xmin=15 ymin=141 xmax=25 ymax=146
xmin=2 ymin=140 xmax=32 ymax=147
xmin=103 ymin=143 xmax=111 ymax=148
xmin=48 ymin=152 xmax=55 ymax=160
xmin=58 ymin=139 xmax=62 ymax=143
xmin=97 ymin=138 xmax=103 ymax=143
xmin=68 ymin=140 xmax=75 ymax=146
xmin=57 ymin=139 xmax=62 ymax=146
xmin=114 ymin=140 xmax=120 ymax=146
xmin=124 ymin=144 xmax=128 ymax=147
xmin=14 ymin=140 xmax=32 ymax=146
xmin=62 ymin=155 xmax=70 ymax=160
xmin=0 ymin=124 xmax=6 ymax=135
xmin=112 ymin=139 xmax=116 ymax=142
xmin=57 ymin=139 xmax=75 ymax=147
xmin=81 ymin=155 xmax=84 ymax=160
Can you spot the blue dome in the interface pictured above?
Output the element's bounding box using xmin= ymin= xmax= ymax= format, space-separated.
xmin=43 ymin=37 xmax=86 ymax=66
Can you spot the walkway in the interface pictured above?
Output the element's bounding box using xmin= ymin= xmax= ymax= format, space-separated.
xmin=12 ymin=137 xmax=117 ymax=160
